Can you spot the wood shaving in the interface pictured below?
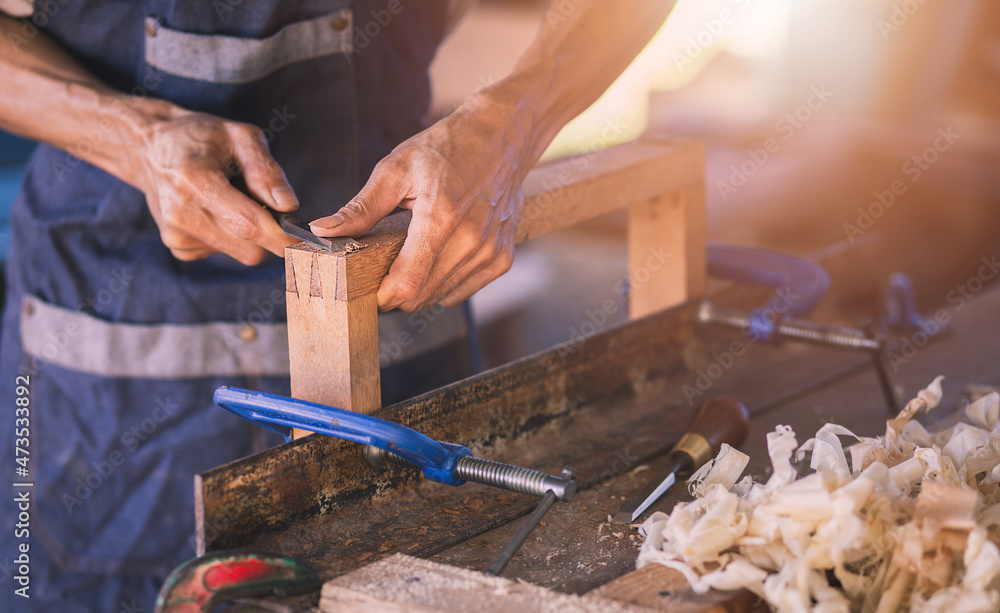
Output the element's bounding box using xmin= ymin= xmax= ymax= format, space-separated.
xmin=344 ymin=241 xmax=364 ymax=253
xmin=637 ymin=377 xmax=1000 ymax=612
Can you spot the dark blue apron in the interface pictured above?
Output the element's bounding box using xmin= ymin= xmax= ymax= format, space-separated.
xmin=0 ymin=1 xmax=462 ymax=610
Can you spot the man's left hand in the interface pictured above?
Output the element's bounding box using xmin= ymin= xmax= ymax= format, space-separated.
xmin=310 ymin=96 xmax=528 ymax=313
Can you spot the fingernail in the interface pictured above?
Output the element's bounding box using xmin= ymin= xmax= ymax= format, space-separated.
xmin=310 ymin=214 xmax=344 ymax=230
xmin=271 ymin=186 xmax=299 ymax=210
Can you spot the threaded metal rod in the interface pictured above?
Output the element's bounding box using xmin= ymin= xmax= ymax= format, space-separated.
xmin=698 ymin=300 xmax=899 ymax=414
xmin=455 ymin=456 xmax=575 ymax=501
xmin=697 ymin=301 xmax=879 ymax=351
xmin=363 ymin=446 xmax=576 ymax=501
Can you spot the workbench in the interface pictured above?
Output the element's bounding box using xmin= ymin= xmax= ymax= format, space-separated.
xmin=190 ymin=139 xmax=999 ymax=612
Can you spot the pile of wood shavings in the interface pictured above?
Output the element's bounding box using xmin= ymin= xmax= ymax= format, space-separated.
xmin=637 ymin=377 xmax=1000 ymax=612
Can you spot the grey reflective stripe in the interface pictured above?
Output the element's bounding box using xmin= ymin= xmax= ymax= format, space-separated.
xmin=20 ymin=295 xmax=291 ymax=379
xmin=19 ymin=295 xmax=466 ymax=379
xmin=144 ymin=10 xmax=353 ymax=85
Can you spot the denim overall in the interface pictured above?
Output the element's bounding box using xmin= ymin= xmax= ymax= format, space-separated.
xmin=0 ymin=1 xmax=466 ymax=610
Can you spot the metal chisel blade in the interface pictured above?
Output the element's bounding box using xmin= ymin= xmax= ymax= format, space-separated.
xmin=612 ymin=470 xmax=676 ymax=524
xmin=279 ymin=214 xmax=334 ymax=252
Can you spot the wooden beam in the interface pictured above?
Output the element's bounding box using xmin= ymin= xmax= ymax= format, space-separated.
xmin=517 ymin=140 xmax=703 ymax=244
xmin=320 ymin=554 xmax=649 ymax=613
xmin=590 ymin=564 xmax=763 ymax=613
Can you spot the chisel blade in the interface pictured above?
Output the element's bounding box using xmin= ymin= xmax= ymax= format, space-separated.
xmin=279 ymin=213 xmax=334 ymax=252
xmin=612 ymin=470 xmax=676 ymax=524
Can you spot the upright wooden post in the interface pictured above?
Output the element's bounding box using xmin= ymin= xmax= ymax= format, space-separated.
xmin=627 ymin=178 xmax=706 ymax=319
xmin=285 ymin=213 xmax=410 ymax=436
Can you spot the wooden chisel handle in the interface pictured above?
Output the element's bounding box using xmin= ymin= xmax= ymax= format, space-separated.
xmin=671 ymin=397 xmax=750 ymax=471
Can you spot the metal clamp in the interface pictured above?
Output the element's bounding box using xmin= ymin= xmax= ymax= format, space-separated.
xmin=213 ymin=387 xmax=576 ymax=500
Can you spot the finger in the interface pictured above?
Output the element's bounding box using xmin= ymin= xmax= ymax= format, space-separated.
xmin=170 ymin=246 xmax=219 ymax=261
xmin=376 ymin=208 xmax=451 ymax=312
xmin=439 ymin=249 xmax=514 ymax=308
xmin=397 ymin=223 xmax=489 ymax=311
xmin=228 ymin=123 xmax=299 ymax=212
xmin=194 ymin=172 xmax=298 ymax=262
xmin=310 ymin=162 xmax=410 ymax=238
xmin=430 ymin=224 xmax=512 ymax=306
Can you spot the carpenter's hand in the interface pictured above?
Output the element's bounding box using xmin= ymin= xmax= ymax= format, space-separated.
xmin=135 ymin=112 xmax=300 ymax=265
xmin=309 ymin=99 xmax=528 ymax=313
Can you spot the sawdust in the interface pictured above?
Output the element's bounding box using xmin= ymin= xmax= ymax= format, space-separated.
xmin=344 ymin=241 xmax=364 ymax=253
xmin=637 ymin=377 xmax=1000 ymax=612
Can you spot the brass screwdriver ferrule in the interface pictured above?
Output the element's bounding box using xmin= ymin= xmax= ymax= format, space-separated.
xmin=671 ymin=432 xmax=713 ymax=470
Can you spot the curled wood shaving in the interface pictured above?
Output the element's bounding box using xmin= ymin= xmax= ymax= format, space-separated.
xmin=638 ymin=377 xmax=1000 ymax=612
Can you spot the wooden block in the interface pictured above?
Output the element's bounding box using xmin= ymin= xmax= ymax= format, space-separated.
xmin=591 ymin=564 xmax=764 ymax=613
xmin=320 ymin=554 xmax=650 ymax=613
xmin=628 ymin=180 xmax=707 ymax=319
xmin=285 ymin=248 xmax=381 ymax=424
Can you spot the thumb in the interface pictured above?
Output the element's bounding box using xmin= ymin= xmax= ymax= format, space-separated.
xmin=310 ymin=166 xmax=406 ymax=237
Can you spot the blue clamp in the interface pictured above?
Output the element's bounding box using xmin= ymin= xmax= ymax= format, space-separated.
xmin=213 ymin=386 xmax=471 ymax=486
xmin=707 ymin=243 xmax=830 ymax=343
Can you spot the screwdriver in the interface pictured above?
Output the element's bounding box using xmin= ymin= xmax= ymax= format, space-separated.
xmin=612 ymin=397 xmax=750 ymax=524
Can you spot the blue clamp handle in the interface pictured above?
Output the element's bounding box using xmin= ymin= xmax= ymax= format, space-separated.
xmin=213 ymin=386 xmax=471 ymax=486
xmin=707 ymin=243 xmax=830 ymax=343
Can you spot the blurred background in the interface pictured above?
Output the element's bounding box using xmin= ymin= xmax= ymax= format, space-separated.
xmin=430 ymin=0 xmax=1000 ymax=368
xmin=1 ymin=0 xmax=997 ymax=368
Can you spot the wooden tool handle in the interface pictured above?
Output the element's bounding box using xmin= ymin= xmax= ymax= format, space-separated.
xmin=672 ymin=397 xmax=750 ymax=469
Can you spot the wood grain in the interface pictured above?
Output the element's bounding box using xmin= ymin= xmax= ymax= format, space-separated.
xmin=518 ymin=140 xmax=703 ymax=244
xmin=591 ymin=565 xmax=765 ymax=613
xmin=321 ymin=554 xmax=650 ymax=613
xmin=628 ymin=182 xmax=707 ymax=318
xmin=286 ymin=244 xmax=382 ymax=422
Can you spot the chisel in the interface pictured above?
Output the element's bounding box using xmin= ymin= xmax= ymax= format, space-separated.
xmin=278 ymin=213 xmax=334 ymax=252
xmin=612 ymin=397 xmax=749 ymax=524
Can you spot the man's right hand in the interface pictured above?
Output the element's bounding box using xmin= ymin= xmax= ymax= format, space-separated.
xmin=134 ymin=112 xmax=300 ymax=265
